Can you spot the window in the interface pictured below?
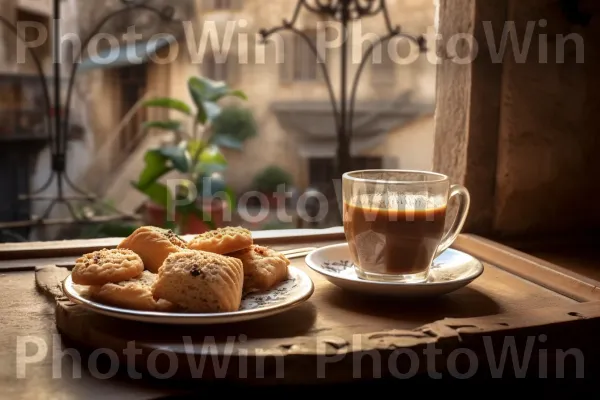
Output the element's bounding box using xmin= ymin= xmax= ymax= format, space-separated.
xmin=203 ymin=53 xmax=229 ymax=82
xmin=203 ymin=52 xmax=239 ymax=84
xmin=308 ymin=158 xmax=335 ymax=187
xmin=280 ymin=28 xmax=331 ymax=84
xmin=204 ymin=0 xmax=243 ymax=10
xmin=214 ymin=0 xmax=232 ymax=9
xmin=117 ymin=64 xmax=149 ymax=165
xmin=0 ymin=75 xmax=47 ymax=138
xmin=355 ymin=157 xmax=384 ymax=171
xmin=293 ymin=30 xmax=319 ymax=82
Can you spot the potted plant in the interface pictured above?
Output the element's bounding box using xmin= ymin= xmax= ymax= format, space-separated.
xmin=210 ymin=105 xmax=258 ymax=147
xmin=251 ymin=165 xmax=294 ymax=208
xmin=131 ymin=76 xmax=256 ymax=234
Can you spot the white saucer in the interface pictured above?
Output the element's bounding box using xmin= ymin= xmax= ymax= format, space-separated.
xmin=62 ymin=266 xmax=314 ymax=325
xmin=305 ymin=243 xmax=484 ymax=298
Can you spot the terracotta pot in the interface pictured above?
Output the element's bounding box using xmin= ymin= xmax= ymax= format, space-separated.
xmin=268 ymin=193 xmax=280 ymax=208
xmin=143 ymin=199 xmax=227 ymax=234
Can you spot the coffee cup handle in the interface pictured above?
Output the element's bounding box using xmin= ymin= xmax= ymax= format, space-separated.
xmin=435 ymin=184 xmax=471 ymax=258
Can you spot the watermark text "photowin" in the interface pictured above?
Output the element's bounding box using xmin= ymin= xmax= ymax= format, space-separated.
xmin=15 ymin=18 xmax=585 ymax=67
xmin=16 ymin=333 xmax=585 ymax=380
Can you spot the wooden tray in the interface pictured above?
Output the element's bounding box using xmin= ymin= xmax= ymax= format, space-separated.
xmin=32 ymin=230 xmax=600 ymax=384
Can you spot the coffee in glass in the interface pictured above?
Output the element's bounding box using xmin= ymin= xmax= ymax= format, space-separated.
xmin=342 ymin=170 xmax=470 ymax=283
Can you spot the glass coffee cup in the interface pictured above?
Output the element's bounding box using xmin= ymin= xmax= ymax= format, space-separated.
xmin=342 ymin=170 xmax=470 ymax=283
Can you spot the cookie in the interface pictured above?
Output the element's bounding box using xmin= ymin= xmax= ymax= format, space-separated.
xmin=152 ymin=250 xmax=244 ymax=313
xmin=72 ymin=248 xmax=144 ymax=286
xmin=228 ymin=245 xmax=290 ymax=293
xmin=87 ymin=271 xmax=174 ymax=312
xmin=187 ymin=226 xmax=253 ymax=255
xmin=117 ymin=226 xmax=187 ymax=273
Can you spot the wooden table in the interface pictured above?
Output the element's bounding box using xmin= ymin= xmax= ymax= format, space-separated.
xmin=1 ymin=227 xmax=600 ymax=398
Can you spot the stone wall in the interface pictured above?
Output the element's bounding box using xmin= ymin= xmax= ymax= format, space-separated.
xmin=434 ymin=0 xmax=600 ymax=238
xmin=492 ymin=0 xmax=600 ymax=237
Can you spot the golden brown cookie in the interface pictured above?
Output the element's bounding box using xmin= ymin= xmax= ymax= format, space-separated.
xmin=87 ymin=271 xmax=175 ymax=311
xmin=72 ymin=248 xmax=144 ymax=286
xmin=152 ymin=250 xmax=244 ymax=313
xmin=228 ymin=245 xmax=290 ymax=293
xmin=117 ymin=226 xmax=187 ymax=273
xmin=187 ymin=226 xmax=253 ymax=255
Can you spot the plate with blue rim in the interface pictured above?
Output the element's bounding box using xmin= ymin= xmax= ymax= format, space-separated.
xmin=305 ymin=243 xmax=484 ymax=298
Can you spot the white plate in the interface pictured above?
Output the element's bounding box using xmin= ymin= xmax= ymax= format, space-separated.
xmin=305 ymin=243 xmax=484 ymax=298
xmin=62 ymin=266 xmax=314 ymax=325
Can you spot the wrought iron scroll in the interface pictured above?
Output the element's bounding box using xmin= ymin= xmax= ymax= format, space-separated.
xmin=259 ymin=0 xmax=427 ymax=175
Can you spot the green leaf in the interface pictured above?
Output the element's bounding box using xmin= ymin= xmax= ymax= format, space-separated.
xmin=133 ymin=181 xmax=171 ymax=209
xmin=158 ymin=146 xmax=189 ymax=173
xmin=187 ymin=140 xmax=206 ymax=159
xmin=198 ymin=175 xmax=227 ymax=196
xmin=143 ymin=98 xmax=192 ymax=116
xmin=188 ymin=76 xmax=247 ymax=103
xmin=203 ymin=101 xmax=222 ymax=122
xmin=143 ymin=120 xmax=181 ymax=132
xmin=189 ymin=84 xmax=208 ymax=124
xmin=188 ymin=76 xmax=225 ymax=100
xmin=211 ymin=134 xmax=244 ymax=150
xmin=187 ymin=140 xmax=207 ymax=168
xmin=199 ymin=145 xmax=227 ymax=165
xmin=196 ymin=162 xmax=227 ymax=176
xmin=224 ymin=186 xmax=237 ymax=212
xmin=133 ymin=150 xmax=171 ymax=190
xmin=228 ymin=90 xmax=248 ymax=100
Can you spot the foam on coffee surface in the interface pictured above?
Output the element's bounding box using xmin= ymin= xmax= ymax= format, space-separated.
xmin=348 ymin=193 xmax=446 ymax=213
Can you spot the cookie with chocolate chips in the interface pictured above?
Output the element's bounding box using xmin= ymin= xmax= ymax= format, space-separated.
xmin=152 ymin=250 xmax=244 ymax=313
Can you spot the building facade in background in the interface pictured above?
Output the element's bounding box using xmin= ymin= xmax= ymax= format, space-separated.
xmin=0 ymin=0 xmax=437 ymax=238
xmin=196 ymin=0 xmax=437 ymax=194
